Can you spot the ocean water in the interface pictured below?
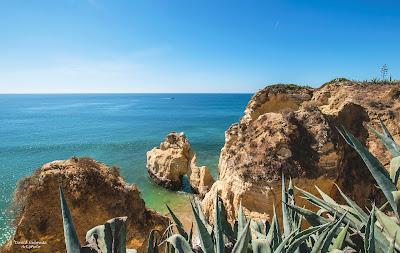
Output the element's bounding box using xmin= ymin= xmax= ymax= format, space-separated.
xmin=0 ymin=93 xmax=251 ymax=244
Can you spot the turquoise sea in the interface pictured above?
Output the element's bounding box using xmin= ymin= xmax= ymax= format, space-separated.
xmin=0 ymin=93 xmax=251 ymax=244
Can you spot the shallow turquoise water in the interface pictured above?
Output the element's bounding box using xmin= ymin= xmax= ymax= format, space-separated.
xmin=0 ymin=93 xmax=250 ymax=244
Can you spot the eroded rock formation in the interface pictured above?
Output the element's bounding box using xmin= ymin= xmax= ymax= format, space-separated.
xmin=147 ymin=132 xmax=194 ymax=190
xmin=189 ymin=156 xmax=215 ymax=197
xmin=146 ymin=132 xmax=214 ymax=193
xmin=202 ymin=81 xmax=400 ymax=222
xmin=1 ymin=157 xmax=168 ymax=253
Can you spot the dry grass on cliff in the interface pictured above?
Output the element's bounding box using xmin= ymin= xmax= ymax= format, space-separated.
xmin=11 ymin=157 xmax=124 ymax=227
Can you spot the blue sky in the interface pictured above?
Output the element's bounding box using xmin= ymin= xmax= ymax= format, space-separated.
xmin=0 ymin=0 xmax=399 ymax=93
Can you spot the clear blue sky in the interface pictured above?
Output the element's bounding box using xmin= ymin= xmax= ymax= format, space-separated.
xmin=0 ymin=0 xmax=399 ymax=93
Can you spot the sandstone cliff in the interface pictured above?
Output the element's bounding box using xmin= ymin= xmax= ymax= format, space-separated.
xmin=147 ymin=132 xmax=214 ymax=194
xmin=202 ymin=80 xmax=400 ymax=222
xmin=1 ymin=157 xmax=168 ymax=253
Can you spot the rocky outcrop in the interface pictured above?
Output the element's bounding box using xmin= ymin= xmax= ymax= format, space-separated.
xmin=147 ymin=132 xmax=214 ymax=193
xmin=242 ymin=84 xmax=313 ymax=122
xmin=189 ymin=156 xmax=215 ymax=197
xmin=1 ymin=157 xmax=168 ymax=253
xmin=147 ymin=132 xmax=194 ymax=190
xmin=202 ymin=81 xmax=400 ymax=221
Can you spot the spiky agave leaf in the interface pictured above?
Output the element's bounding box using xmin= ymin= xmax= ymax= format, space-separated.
xmin=315 ymin=186 xmax=362 ymax=229
xmin=296 ymin=186 xmax=362 ymax=229
xmin=287 ymin=178 xmax=300 ymax=232
xmin=339 ymin=128 xmax=399 ymax=218
xmin=231 ymin=221 xmax=251 ymax=253
xmin=193 ymin=200 xmax=213 ymax=234
xmin=218 ymin=196 xmax=235 ymax=241
xmin=334 ymin=183 xmax=368 ymax=223
xmin=310 ymin=226 xmax=332 ymax=253
xmin=190 ymin=201 xmax=215 ymax=253
xmin=390 ymin=157 xmax=400 ymax=185
xmin=59 ymin=187 xmax=81 ymax=253
xmin=375 ymin=208 xmax=400 ymax=248
xmin=214 ymin=194 xmax=224 ymax=253
xmin=365 ymin=206 xmax=376 ymax=253
xmin=315 ymin=185 xmax=340 ymax=206
xmin=286 ymin=204 xmax=329 ymax=227
xmin=166 ymin=205 xmax=188 ymax=240
xmin=286 ymin=223 xmax=331 ymax=253
xmin=369 ymin=224 xmax=391 ymax=253
xmin=272 ymin=230 xmax=297 ymax=253
xmin=367 ymin=121 xmax=400 ymax=158
xmin=379 ymin=119 xmax=396 ymax=141
xmin=270 ymin=205 xmax=282 ymax=250
xmin=85 ymin=216 xmax=128 ymax=253
xmin=336 ymin=126 xmax=355 ymax=148
xmin=320 ymin=213 xmax=347 ymax=252
xmin=296 ymin=186 xmax=340 ymax=213
xmin=266 ymin=211 xmax=276 ymax=246
xmin=237 ymin=201 xmax=247 ymax=239
xmin=281 ymin=174 xmax=291 ymax=237
xmin=166 ymin=234 xmax=193 ymax=253
xmin=331 ymin=222 xmax=350 ymax=250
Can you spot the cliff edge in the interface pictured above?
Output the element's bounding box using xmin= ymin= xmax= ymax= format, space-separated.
xmin=1 ymin=157 xmax=168 ymax=253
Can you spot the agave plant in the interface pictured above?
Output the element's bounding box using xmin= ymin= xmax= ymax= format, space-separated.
xmin=281 ymin=120 xmax=400 ymax=253
xmin=60 ymin=174 xmax=352 ymax=253
xmin=160 ymin=172 xmax=361 ymax=253
xmin=335 ymin=121 xmax=400 ymax=252
xmin=59 ymin=187 xmax=138 ymax=253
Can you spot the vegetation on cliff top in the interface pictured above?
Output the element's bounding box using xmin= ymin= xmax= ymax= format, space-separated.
xmin=266 ymin=75 xmax=400 ymax=92
xmin=265 ymin=83 xmax=313 ymax=90
xmin=321 ymin=77 xmax=400 ymax=89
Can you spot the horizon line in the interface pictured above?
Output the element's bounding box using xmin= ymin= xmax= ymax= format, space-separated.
xmin=0 ymin=91 xmax=255 ymax=95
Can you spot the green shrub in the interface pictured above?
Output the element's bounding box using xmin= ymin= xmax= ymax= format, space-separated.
xmin=320 ymin=78 xmax=350 ymax=88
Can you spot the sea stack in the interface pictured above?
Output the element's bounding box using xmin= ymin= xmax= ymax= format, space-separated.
xmin=189 ymin=157 xmax=215 ymax=197
xmin=1 ymin=157 xmax=168 ymax=253
xmin=146 ymin=132 xmax=214 ymax=193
